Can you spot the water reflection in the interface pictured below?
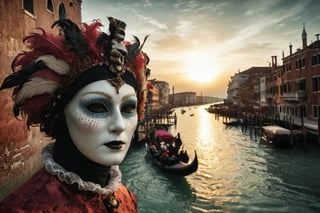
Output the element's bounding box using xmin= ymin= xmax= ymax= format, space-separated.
xmin=122 ymin=104 xmax=320 ymax=212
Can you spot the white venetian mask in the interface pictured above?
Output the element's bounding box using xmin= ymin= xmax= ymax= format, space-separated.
xmin=64 ymin=80 xmax=138 ymax=166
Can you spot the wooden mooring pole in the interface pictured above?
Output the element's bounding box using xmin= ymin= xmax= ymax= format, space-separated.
xmin=300 ymin=105 xmax=306 ymax=145
xmin=318 ymin=107 xmax=320 ymax=144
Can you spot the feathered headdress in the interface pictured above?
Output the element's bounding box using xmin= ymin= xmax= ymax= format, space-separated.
xmin=1 ymin=18 xmax=149 ymax=136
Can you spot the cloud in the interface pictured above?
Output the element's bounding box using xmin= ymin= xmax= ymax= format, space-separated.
xmin=81 ymin=0 xmax=320 ymax=97
xmin=137 ymin=15 xmax=168 ymax=30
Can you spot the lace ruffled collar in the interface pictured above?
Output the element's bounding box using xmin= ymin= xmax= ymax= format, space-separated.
xmin=42 ymin=143 xmax=122 ymax=195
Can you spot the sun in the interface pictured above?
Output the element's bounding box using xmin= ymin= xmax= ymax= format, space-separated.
xmin=185 ymin=54 xmax=220 ymax=83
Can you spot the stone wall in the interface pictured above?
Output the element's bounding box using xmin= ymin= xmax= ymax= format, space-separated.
xmin=0 ymin=0 xmax=82 ymax=201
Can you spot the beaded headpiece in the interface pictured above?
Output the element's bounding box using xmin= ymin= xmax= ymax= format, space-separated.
xmin=0 ymin=17 xmax=149 ymax=136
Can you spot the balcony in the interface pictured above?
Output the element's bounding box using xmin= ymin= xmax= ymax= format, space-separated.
xmin=282 ymin=90 xmax=306 ymax=101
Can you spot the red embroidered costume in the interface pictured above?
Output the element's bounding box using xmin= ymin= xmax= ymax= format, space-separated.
xmin=0 ymin=145 xmax=137 ymax=213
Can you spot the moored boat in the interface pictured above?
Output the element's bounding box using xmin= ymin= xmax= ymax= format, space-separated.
xmin=223 ymin=120 xmax=241 ymax=126
xmin=260 ymin=125 xmax=302 ymax=148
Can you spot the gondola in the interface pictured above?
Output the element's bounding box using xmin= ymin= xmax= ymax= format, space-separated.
xmin=146 ymin=143 xmax=198 ymax=176
xmin=145 ymin=130 xmax=198 ymax=176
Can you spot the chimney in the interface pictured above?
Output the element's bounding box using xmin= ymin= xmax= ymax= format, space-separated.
xmin=289 ymin=43 xmax=292 ymax=55
xmin=271 ymin=56 xmax=277 ymax=67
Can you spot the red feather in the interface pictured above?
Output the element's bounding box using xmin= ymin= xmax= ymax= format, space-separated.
xmin=82 ymin=21 xmax=105 ymax=63
xmin=20 ymin=94 xmax=53 ymax=127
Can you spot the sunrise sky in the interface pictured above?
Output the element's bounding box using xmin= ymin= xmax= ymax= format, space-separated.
xmin=82 ymin=0 xmax=320 ymax=98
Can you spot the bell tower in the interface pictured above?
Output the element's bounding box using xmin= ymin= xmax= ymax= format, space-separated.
xmin=302 ymin=23 xmax=307 ymax=49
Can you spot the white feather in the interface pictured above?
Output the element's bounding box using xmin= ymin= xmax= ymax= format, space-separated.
xmin=15 ymin=77 xmax=60 ymax=104
xmin=36 ymin=55 xmax=70 ymax=74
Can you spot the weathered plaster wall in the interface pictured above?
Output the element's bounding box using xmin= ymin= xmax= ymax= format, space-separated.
xmin=0 ymin=0 xmax=82 ymax=201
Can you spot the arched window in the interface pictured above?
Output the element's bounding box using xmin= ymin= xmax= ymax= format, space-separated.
xmin=59 ymin=3 xmax=67 ymax=19
xmin=47 ymin=0 xmax=54 ymax=12
xmin=23 ymin=0 xmax=33 ymax=14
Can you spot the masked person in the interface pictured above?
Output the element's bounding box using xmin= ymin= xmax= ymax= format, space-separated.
xmin=0 ymin=17 xmax=149 ymax=212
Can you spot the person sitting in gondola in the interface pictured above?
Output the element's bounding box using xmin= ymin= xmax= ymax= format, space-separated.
xmin=159 ymin=150 xmax=178 ymax=166
xmin=150 ymin=145 xmax=160 ymax=159
xmin=159 ymin=149 xmax=169 ymax=163
xmin=159 ymin=141 xmax=167 ymax=151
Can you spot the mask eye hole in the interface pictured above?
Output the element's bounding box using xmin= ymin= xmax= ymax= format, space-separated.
xmin=121 ymin=103 xmax=136 ymax=114
xmin=86 ymin=103 xmax=107 ymax=113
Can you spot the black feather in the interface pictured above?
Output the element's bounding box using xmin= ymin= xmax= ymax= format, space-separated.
xmin=0 ymin=61 xmax=45 ymax=90
xmin=13 ymin=103 xmax=21 ymax=118
xmin=108 ymin=17 xmax=126 ymax=39
xmin=51 ymin=19 xmax=88 ymax=61
xmin=126 ymin=35 xmax=149 ymax=61
xmin=126 ymin=36 xmax=140 ymax=61
xmin=96 ymin=32 xmax=111 ymax=60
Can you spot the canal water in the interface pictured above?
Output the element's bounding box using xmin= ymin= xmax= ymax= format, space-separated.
xmin=120 ymin=104 xmax=320 ymax=213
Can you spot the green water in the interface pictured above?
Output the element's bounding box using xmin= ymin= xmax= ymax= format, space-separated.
xmin=121 ymin=104 xmax=320 ymax=213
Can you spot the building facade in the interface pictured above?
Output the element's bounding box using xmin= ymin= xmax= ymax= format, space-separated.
xmin=0 ymin=0 xmax=82 ymax=200
xmin=279 ymin=25 xmax=320 ymax=121
xmin=226 ymin=25 xmax=320 ymax=132
xmin=227 ymin=67 xmax=272 ymax=108
xmin=171 ymin=92 xmax=197 ymax=106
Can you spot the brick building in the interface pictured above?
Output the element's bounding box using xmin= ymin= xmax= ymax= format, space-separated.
xmin=0 ymin=0 xmax=82 ymax=200
xmin=226 ymin=24 xmax=320 ymax=133
xmin=279 ymin=24 xmax=320 ymax=122
xmin=227 ymin=67 xmax=272 ymax=108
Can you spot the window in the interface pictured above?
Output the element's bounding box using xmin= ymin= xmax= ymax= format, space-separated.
xmin=59 ymin=3 xmax=67 ymax=19
xmin=23 ymin=0 xmax=33 ymax=14
xmin=302 ymin=58 xmax=306 ymax=68
xmin=312 ymin=76 xmax=320 ymax=92
xmin=288 ymin=62 xmax=291 ymax=71
xmin=312 ymin=54 xmax=320 ymax=66
xmin=295 ymin=58 xmax=305 ymax=70
xmin=298 ymin=79 xmax=306 ymax=91
xmin=312 ymin=105 xmax=320 ymax=118
xmin=282 ymin=84 xmax=287 ymax=93
xmin=47 ymin=0 xmax=54 ymax=12
xmin=287 ymin=81 xmax=292 ymax=93
xmin=302 ymin=105 xmax=306 ymax=117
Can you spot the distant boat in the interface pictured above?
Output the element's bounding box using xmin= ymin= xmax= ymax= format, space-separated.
xmin=189 ymin=113 xmax=194 ymax=116
xmin=180 ymin=109 xmax=186 ymax=114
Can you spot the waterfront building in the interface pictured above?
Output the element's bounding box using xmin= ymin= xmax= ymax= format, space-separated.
xmin=155 ymin=81 xmax=170 ymax=106
xmin=171 ymin=91 xmax=197 ymax=106
xmin=226 ymin=24 xmax=320 ymax=134
xmin=273 ymin=24 xmax=320 ymax=132
xmin=146 ymin=80 xmax=161 ymax=114
xmin=0 ymin=0 xmax=82 ymax=200
xmin=227 ymin=67 xmax=271 ymax=108
xmin=146 ymin=80 xmax=171 ymax=114
xmin=266 ymin=58 xmax=283 ymax=108
xmin=227 ymin=70 xmax=250 ymax=105
xmin=196 ymin=95 xmax=222 ymax=105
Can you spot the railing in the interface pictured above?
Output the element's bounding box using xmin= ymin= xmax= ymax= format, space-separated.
xmin=282 ymin=90 xmax=306 ymax=100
